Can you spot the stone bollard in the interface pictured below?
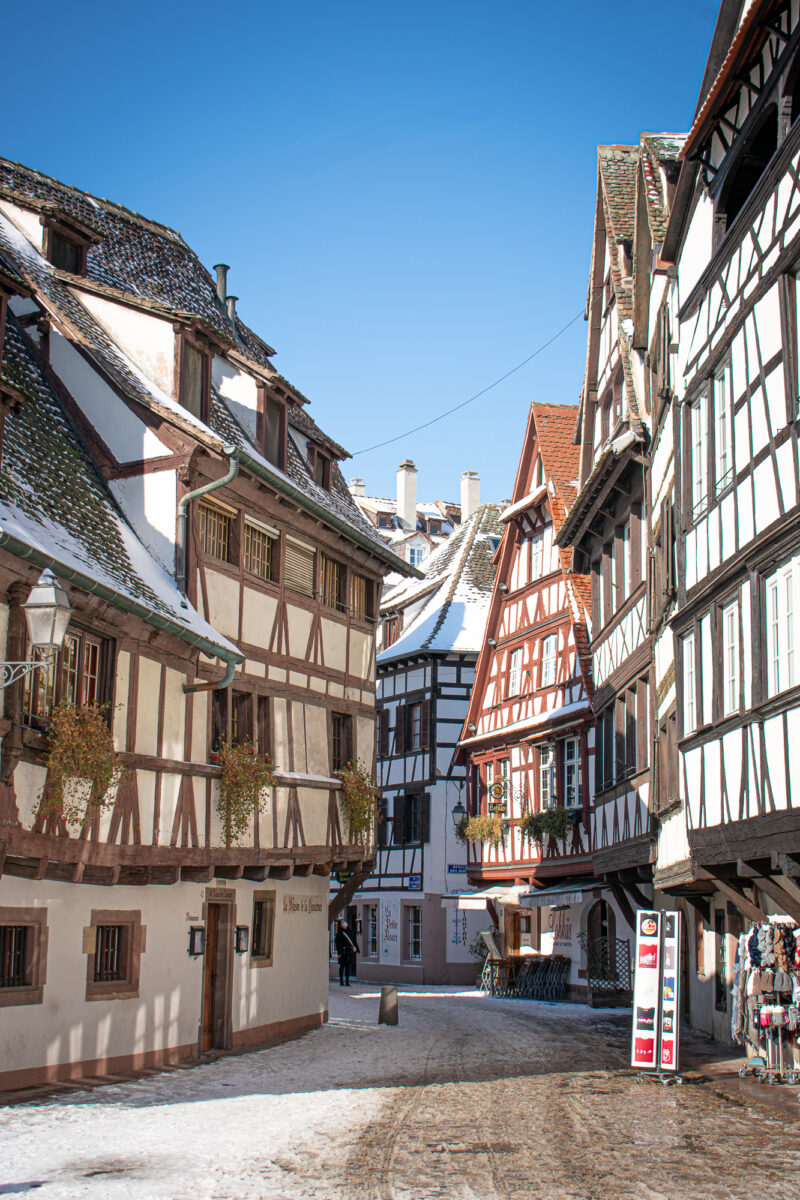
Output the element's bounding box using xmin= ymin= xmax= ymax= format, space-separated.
xmin=378 ymin=985 xmax=398 ymax=1026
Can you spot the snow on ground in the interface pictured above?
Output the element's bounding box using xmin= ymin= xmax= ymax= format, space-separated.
xmin=0 ymin=985 xmax=611 ymax=1200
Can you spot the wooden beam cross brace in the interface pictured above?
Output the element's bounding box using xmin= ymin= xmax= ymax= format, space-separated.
xmin=698 ymin=868 xmax=764 ymax=923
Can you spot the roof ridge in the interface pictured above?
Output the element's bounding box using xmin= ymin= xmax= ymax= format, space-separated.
xmin=419 ymin=505 xmax=488 ymax=651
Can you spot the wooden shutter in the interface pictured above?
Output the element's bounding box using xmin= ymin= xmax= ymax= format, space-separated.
xmin=419 ymin=699 xmax=431 ymax=750
xmin=395 ymin=705 xmax=406 ymax=754
xmin=663 ymin=496 xmax=675 ymax=596
xmin=378 ymin=709 xmax=389 ymax=757
xmin=419 ymin=794 xmax=430 ymax=844
xmin=284 ymin=538 xmax=315 ymax=597
xmin=392 ymin=795 xmax=405 ymax=844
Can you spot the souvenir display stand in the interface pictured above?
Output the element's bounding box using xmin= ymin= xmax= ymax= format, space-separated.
xmin=630 ymin=909 xmax=684 ymax=1085
xmin=732 ymin=917 xmax=800 ymax=1088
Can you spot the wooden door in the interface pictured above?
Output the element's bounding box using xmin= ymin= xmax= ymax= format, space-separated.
xmin=202 ymin=904 xmax=220 ymax=1051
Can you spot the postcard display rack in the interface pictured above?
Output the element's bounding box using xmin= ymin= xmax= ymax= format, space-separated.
xmin=631 ymin=909 xmax=683 ymax=1084
xmin=732 ymin=917 xmax=800 ymax=1088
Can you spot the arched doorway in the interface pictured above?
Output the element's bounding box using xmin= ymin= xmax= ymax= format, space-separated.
xmin=587 ymin=898 xmax=616 ymax=944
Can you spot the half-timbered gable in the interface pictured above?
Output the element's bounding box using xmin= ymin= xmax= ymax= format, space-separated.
xmin=654 ymin=0 xmax=800 ymax=1041
xmin=345 ymin=503 xmax=501 ymax=983
xmin=0 ymin=157 xmax=413 ymax=1089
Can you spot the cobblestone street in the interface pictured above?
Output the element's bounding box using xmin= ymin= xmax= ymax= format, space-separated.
xmin=2 ymin=985 xmax=800 ymax=1199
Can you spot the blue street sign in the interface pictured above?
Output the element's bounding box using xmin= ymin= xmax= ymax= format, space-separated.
xmin=408 ymin=875 xmax=422 ymax=890
xmin=447 ymin=864 xmax=467 ymax=873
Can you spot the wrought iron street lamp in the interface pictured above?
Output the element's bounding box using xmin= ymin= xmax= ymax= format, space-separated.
xmin=451 ymin=797 xmax=466 ymax=828
xmin=0 ymin=570 xmax=72 ymax=690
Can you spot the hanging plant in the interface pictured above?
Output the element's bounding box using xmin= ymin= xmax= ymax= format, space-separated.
xmin=454 ymin=814 xmax=470 ymax=845
xmin=521 ymin=807 xmax=572 ymax=844
xmin=217 ymin=739 xmax=274 ymax=845
xmin=520 ymin=810 xmax=547 ymax=844
xmin=42 ymin=702 xmax=123 ymax=828
xmin=462 ymin=814 xmax=504 ymax=847
xmin=335 ymin=759 xmax=379 ymax=843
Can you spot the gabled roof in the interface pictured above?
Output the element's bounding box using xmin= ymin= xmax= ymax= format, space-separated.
xmin=639 ymin=134 xmax=686 ymax=244
xmin=597 ymin=146 xmax=638 ymax=321
xmin=377 ymin=504 xmax=502 ymax=661
xmin=0 ymin=312 xmax=239 ymax=660
xmin=529 ymin=403 xmax=581 ymax=527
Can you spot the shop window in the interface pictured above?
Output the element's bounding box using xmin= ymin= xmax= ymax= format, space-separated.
xmin=0 ymin=908 xmax=48 ymax=1007
xmin=243 ymin=519 xmax=278 ymax=582
xmin=406 ymin=906 xmax=422 ymax=960
xmin=199 ymin=501 xmax=234 ymax=563
xmin=365 ymin=905 xmax=378 ymax=957
xmin=331 ymin=712 xmax=353 ymax=773
xmin=84 ymin=910 xmax=143 ymax=1001
xmin=24 ymin=630 xmax=109 ymax=727
xmin=250 ymin=892 xmax=276 ymax=967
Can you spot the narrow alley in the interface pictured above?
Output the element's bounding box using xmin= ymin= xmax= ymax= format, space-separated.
xmin=2 ymin=985 xmax=799 ymax=1200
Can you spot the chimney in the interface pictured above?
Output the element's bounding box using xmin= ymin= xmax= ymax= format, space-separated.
xmin=213 ymin=263 xmax=229 ymax=304
xmin=460 ymin=471 xmax=480 ymax=522
xmin=226 ymin=295 xmax=238 ymax=330
xmin=396 ymin=459 xmax=417 ymax=530
xmin=349 ymin=478 xmax=366 ymax=497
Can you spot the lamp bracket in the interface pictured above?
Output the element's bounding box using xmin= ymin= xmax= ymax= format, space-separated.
xmin=0 ymin=656 xmax=54 ymax=691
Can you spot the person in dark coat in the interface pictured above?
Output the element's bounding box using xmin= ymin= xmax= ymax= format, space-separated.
xmin=335 ymin=919 xmax=360 ymax=987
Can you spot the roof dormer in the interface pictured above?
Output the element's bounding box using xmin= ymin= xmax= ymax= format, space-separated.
xmin=41 ymin=207 xmax=100 ymax=276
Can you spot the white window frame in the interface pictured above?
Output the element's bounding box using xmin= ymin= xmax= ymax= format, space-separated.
xmin=508 ymin=648 xmax=523 ymax=697
xmin=409 ymin=545 xmax=424 ymax=568
xmin=541 ymin=634 xmax=557 ymax=687
xmin=721 ymin=599 xmax=740 ymax=717
xmin=766 ymin=560 xmax=797 ymax=697
xmin=690 ymin=391 xmax=709 ymax=521
xmin=539 ymin=744 xmax=554 ymax=809
xmin=715 ymin=360 xmax=733 ymax=494
xmin=530 ymin=530 xmax=543 ymax=580
xmin=563 ymin=737 xmax=581 ymax=808
xmin=682 ymin=631 xmax=696 ymax=734
xmin=622 ymin=520 xmax=631 ymax=601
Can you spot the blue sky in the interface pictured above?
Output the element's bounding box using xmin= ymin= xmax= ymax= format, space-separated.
xmin=6 ymin=1 xmax=719 ymax=503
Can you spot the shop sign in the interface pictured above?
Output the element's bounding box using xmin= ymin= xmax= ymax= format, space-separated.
xmin=283 ymin=895 xmax=324 ymax=914
xmin=630 ymin=909 xmax=682 ymax=1073
xmin=381 ymin=898 xmax=401 ymax=964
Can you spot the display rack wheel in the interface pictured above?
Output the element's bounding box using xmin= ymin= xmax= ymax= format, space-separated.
xmin=787 ymin=1072 xmax=798 ymax=1087
xmin=767 ymin=1072 xmax=777 ymax=1085
xmin=738 ymin=1066 xmax=747 ymax=1078
xmin=675 ymin=1076 xmax=684 ymax=1085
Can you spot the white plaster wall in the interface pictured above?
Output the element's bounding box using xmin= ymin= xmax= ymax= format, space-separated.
xmin=213 ymin=359 xmax=258 ymax=442
xmin=242 ymin=588 xmax=277 ymax=649
xmin=79 ymin=292 xmax=175 ymax=397
xmin=204 ymin=571 xmax=240 ymax=640
xmin=0 ymin=201 xmax=44 ymax=250
xmin=112 ymin=650 xmax=131 ymax=751
xmin=135 ymin=657 xmax=162 ymax=756
xmin=110 ymin=470 xmax=177 ymax=572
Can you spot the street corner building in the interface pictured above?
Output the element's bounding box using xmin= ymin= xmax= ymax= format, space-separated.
xmin=335 ymin=500 xmax=503 ymax=985
xmin=453 ymin=403 xmax=630 ymax=1005
xmin=0 ymin=158 xmax=413 ymax=1091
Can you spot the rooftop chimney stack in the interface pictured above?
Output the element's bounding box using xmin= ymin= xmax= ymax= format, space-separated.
xmin=226 ymin=295 xmax=238 ymax=330
xmin=460 ymin=471 xmax=480 ymax=522
xmin=349 ymin=478 xmax=366 ymax=497
xmin=396 ymin=459 xmax=418 ymax=531
xmin=213 ymin=263 xmax=229 ymax=304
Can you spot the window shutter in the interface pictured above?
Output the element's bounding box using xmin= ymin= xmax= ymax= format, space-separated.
xmin=664 ymin=496 xmax=675 ymax=597
xmin=284 ymin=538 xmax=315 ymax=597
xmin=395 ymin=705 xmax=406 ymax=754
xmin=419 ymin=699 xmax=431 ymax=750
xmin=420 ymin=794 xmax=430 ymax=844
xmin=378 ymin=709 xmax=389 ymax=757
xmin=392 ymin=795 xmax=405 ymax=844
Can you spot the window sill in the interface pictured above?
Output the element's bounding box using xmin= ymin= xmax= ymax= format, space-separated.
xmin=0 ymin=985 xmax=44 ymax=1008
xmin=85 ymin=981 xmax=139 ymax=1002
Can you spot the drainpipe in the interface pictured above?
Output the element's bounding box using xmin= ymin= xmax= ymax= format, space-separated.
xmin=176 ymin=443 xmax=240 ymax=596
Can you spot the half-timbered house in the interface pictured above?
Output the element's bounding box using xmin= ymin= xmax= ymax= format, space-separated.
xmin=340 ymin=503 xmax=501 ymax=983
xmin=652 ymin=0 xmax=800 ymax=1043
xmin=454 ymin=404 xmax=626 ymax=1002
xmin=0 ymin=157 xmax=411 ymax=1089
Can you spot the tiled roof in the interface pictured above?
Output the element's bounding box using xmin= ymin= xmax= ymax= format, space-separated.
xmin=0 ymin=313 xmax=237 ymax=656
xmin=639 ymin=134 xmax=686 ymax=244
xmin=529 ymin=403 xmax=580 ymax=527
xmin=378 ymin=504 xmax=502 ymax=659
xmin=597 ymin=146 xmax=638 ymax=244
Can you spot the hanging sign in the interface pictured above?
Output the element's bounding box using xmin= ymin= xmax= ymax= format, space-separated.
xmin=660 ymin=910 xmax=682 ymax=1072
xmin=631 ymin=910 xmax=662 ymax=1070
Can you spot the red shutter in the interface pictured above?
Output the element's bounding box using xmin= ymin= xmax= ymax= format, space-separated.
xmin=394 ymin=705 xmax=405 ymax=754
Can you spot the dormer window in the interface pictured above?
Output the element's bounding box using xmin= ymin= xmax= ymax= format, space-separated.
xmin=258 ymin=388 xmax=287 ymax=471
xmin=43 ymin=215 xmax=95 ymax=277
xmin=178 ymin=333 xmax=211 ymax=421
xmin=307 ymin=443 xmax=331 ymax=490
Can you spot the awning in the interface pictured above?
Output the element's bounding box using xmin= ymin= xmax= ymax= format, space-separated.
xmin=520 ymin=882 xmax=598 ymax=909
xmin=441 ymin=884 xmax=533 ymax=910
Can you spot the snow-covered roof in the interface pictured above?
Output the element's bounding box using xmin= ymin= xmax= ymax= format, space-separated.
xmin=499 ymin=484 xmax=548 ymax=524
xmin=458 ymin=700 xmax=593 ymax=747
xmin=378 ymin=504 xmax=502 ymax=661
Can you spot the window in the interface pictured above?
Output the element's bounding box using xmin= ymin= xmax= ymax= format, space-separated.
xmin=682 ymin=632 xmax=696 ymax=734
xmin=622 ymin=520 xmax=631 ymax=601
xmin=366 ymin=905 xmax=378 ymax=957
xmin=24 ymin=630 xmax=107 ymax=724
xmin=179 ymin=338 xmax=210 ymax=421
xmin=563 ymin=737 xmax=581 ymax=808
xmin=607 ymin=539 xmax=615 ymax=615
xmin=199 ymin=501 xmax=233 ymax=562
xmin=690 ymin=392 xmax=709 ymax=521
xmin=541 ymin=634 xmax=557 ymax=687
xmin=350 ymin=573 xmax=369 ymax=621
xmin=406 ymin=906 xmax=422 ymax=960
xmin=260 ymin=392 xmax=286 ymax=469
xmin=284 ymin=538 xmax=315 ymax=597
xmin=251 ymin=892 xmax=276 ymax=966
xmin=766 ymin=561 xmax=797 ymax=697
xmin=50 ymin=230 xmax=84 ymax=273
xmin=378 ymin=707 xmax=390 ymax=757
xmin=231 ymin=691 xmax=254 ymax=745
xmin=539 ymin=744 xmax=554 ymax=808
xmin=721 ymin=599 xmax=740 ymax=717
xmin=714 ymin=909 xmax=727 ymax=1012
xmin=243 ymin=519 xmax=277 ymax=582
xmin=695 ymin=913 xmax=705 ymax=977
xmin=307 ymin=445 xmax=331 ymax=490
xmin=718 ymin=107 xmax=777 ymax=231
xmin=715 ymin=360 xmax=733 ymax=494
xmin=383 ymin=615 xmax=400 ymax=647
xmin=321 ymin=556 xmax=343 ymax=610
xmin=85 ymin=910 xmax=142 ymax=1001
xmin=0 ymin=908 xmax=48 ymax=1007
xmin=530 ymin=531 xmax=543 ymax=579
xmin=393 ymin=793 xmax=430 ymax=843
xmin=408 ymin=700 xmax=429 ymax=751
xmin=508 ymin=648 xmax=523 ymax=697
xmin=409 ymin=545 xmax=424 ymax=568
xmin=331 ymin=713 xmax=353 ymax=773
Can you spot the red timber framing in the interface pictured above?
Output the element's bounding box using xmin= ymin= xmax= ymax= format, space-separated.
xmin=455 ymin=404 xmax=595 ymax=893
